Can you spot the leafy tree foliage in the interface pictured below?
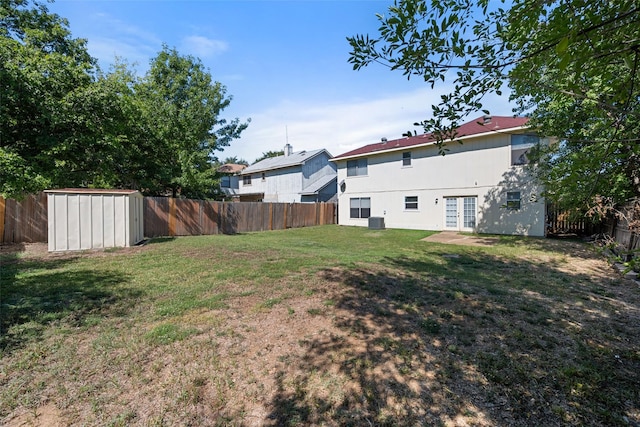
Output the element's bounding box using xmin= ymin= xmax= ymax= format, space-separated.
xmin=219 ymin=156 xmax=249 ymax=166
xmin=134 ymin=46 xmax=249 ymax=198
xmin=348 ymin=0 xmax=640 ymax=212
xmin=1 ymin=0 xmax=100 ymax=196
xmin=1 ymin=1 xmax=248 ymax=199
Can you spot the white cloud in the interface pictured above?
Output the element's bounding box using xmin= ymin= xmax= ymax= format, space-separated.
xmin=181 ymin=36 xmax=229 ymax=59
xmin=84 ymin=13 xmax=162 ymax=72
xmin=222 ymin=88 xmax=445 ymax=162
xmin=221 ymin=87 xmax=517 ymax=163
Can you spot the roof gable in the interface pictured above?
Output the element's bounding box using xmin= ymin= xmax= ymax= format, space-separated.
xmin=242 ymin=149 xmax=331 ymax=174
xmin=332 ymin=116 xmax=529 ymax=160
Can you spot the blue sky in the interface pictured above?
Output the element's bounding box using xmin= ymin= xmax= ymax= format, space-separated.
xmin=49 ymin=0 xmax=514 ymax=163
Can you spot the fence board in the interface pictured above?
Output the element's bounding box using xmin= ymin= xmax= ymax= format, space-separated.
xmin=174 ymin=199 xmax=202 ymax=236
xmin=0 ymin=193 xmax=48 ymax=244
xmin=144 ymin=197 xmax=169 ymax=238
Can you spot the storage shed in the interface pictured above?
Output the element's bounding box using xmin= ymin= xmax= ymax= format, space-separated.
xmin=46 ymin=189 xmax=144 ymax=252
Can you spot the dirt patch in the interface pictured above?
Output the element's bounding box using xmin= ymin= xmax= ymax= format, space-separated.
xmin=0 ymin=242 xmax=150 ymax=262
xmin=422 ymin=231 xmax=500 ymax=246
xmin=6 ymin=404 xmax=64 ymax=427
xmin=2 ymin=235 xmax=638 ymax=426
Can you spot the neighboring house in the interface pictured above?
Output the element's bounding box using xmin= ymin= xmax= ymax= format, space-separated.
xmin=217 ymin=163 xmax=247 ymax=199
xmin=238 ymin=144 xmax=337 ymax=203
xmin=331 ymin=115 xmax=548 ymax=236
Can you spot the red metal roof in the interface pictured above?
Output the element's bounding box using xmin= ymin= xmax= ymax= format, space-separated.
xmin=332 ymin=115 xmax=529 ymax=160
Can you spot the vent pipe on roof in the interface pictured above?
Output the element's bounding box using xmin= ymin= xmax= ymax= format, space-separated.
xmin=284 ymin=143 xmax=292 ymax=156
xmin=483 ymin=114 xmax=492 ymax=124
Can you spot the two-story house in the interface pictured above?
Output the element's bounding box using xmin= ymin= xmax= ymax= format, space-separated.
xmin=238 ymin=144 xmax=337 ymax=203
xmin=331 ymin=116 xmax=547 ymax=236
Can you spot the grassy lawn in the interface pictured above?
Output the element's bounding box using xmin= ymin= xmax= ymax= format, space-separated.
xmin=1 ymin=225 xmax=639 ymax=426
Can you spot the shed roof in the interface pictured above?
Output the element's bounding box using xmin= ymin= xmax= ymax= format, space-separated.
xmin=45 ymin=188 xmax=141 ymax=195
xmin=241 ymin=149 xmax=331 ymax=175
xmin=332 ymin=116 xmax=529 ymax=161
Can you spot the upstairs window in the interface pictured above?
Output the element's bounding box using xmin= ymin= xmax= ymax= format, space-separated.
xmin=405 ymin=196 xmax=418 ymax=210
xmin=402 ymin=151 xmax=412 ymax=166
xmin=350 ymin=197 xmax=371 ymax=218
xmin=347 ymin=158 xmax=368 ymax=176
xmin=511 ymin=134 xmax=539 ymax=165
xmin=506 ymin=191 xmax=521 ymax=210
xmin=243 ymin=175 xmax=252 ymax=186
xmin=221 ymin=176 xmax=231 ymax=188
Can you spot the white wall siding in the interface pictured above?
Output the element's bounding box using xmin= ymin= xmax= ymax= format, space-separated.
xmin=336 ymin=133 xmax=545 ymax=236
xmin=242 ymin=167 xmax=305 ymax=203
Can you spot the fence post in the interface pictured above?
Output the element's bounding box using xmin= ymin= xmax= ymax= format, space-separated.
xmin=0 ymin=196 xmax=5 ymax=243
xmin=168 ymin=198 xmax=177 ymax=236
xmin=269 ymin=203 xmax=273 ymax=230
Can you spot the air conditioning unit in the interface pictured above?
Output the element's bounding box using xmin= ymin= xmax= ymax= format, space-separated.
xmin=368 ymin=217 xmax=385 ymax=230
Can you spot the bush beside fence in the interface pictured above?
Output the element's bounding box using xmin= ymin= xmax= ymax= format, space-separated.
xmin=0 ymin=194 xmax=337 ymax=244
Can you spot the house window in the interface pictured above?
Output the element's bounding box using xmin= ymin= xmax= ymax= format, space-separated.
xmin=506 ymin=191 xmax=521 ymax=210
xmin=350 ymin=197 xmax=371 ymax=219
xmin=243 ymin=175 xmax=252 ymax=186
xmin=405 ymin=196 xmax=418 ymax=210
xmin=511 ymin=134 xmax=539 ymax=165
xmin=347 ymin=158 xmax=368 ymax=176
xmin=221 ymin=176 xmax=231 ymax=188
xmin=261 ymin=172 xmax=266 ymax=181
xmin=402 ymin=152 xmax=412 ymax=166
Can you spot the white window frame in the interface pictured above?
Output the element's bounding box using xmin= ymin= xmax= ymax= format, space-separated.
xmin=347 ymin=158 xmax=368 ymax=177
xmin=405 ymin=196 xmax=418 ymax=210
xmin=506 ymin=191 xmax=521 ymax=210
xmin=350 ymin=197 xmax=371 ymax=219
xmin=511 ymin=134 xmax=539 ymax=166
xmin=402 ymin=151 xmax=412 ymax=167
xmin=243 ymin=175 xmax=252 ymax=186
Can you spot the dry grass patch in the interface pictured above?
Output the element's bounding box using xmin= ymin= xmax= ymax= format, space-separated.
xmin=1 ymin=227 xmax=639 ymax=426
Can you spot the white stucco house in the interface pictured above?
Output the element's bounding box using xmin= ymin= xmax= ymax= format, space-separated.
xmin=237 ymin=144 xmax=337 ymax=203
xmin=331 ymin=115 xmax=548 ymax=236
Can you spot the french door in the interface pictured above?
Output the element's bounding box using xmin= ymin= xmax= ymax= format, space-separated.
xmin=444 ymin=196 xmax=477 ymax=231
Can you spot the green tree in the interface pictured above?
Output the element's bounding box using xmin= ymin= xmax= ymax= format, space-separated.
xmin=348 ymin=0 xmax=640 ymax=213
xmin=1 ymin=1 xmax=249 ymax=200
xmin=253 ymin=150 xmax=284 ymax=164
xmin=1 ymin=0 xmax=100 ymax=198
xmin=220 ymin=156 xmax=249 ymax=166
xmin=135 ymin=45 xmax=249 ymax=198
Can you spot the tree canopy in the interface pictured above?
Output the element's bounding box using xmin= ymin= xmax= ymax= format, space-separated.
xmin=253 ymin=150 xmax=285 ymax=164
xmin=348 ymin=0 xmax=640 ymax=213
xmin=1 ymin=0 xmax=248 ymax=199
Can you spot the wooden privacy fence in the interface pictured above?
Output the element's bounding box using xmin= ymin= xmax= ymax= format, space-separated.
xmin=546 ymin=204 xmax=597 ymax=236
xmin=0 ymin=193 xmax=48 ymax=244
xmin=602 ymin=199 xmax=640 ymax=253
xmin=144 ymin=198 xmax=337 ymax=237
xmin=0 ymin=194 xmax=337 ymax=243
